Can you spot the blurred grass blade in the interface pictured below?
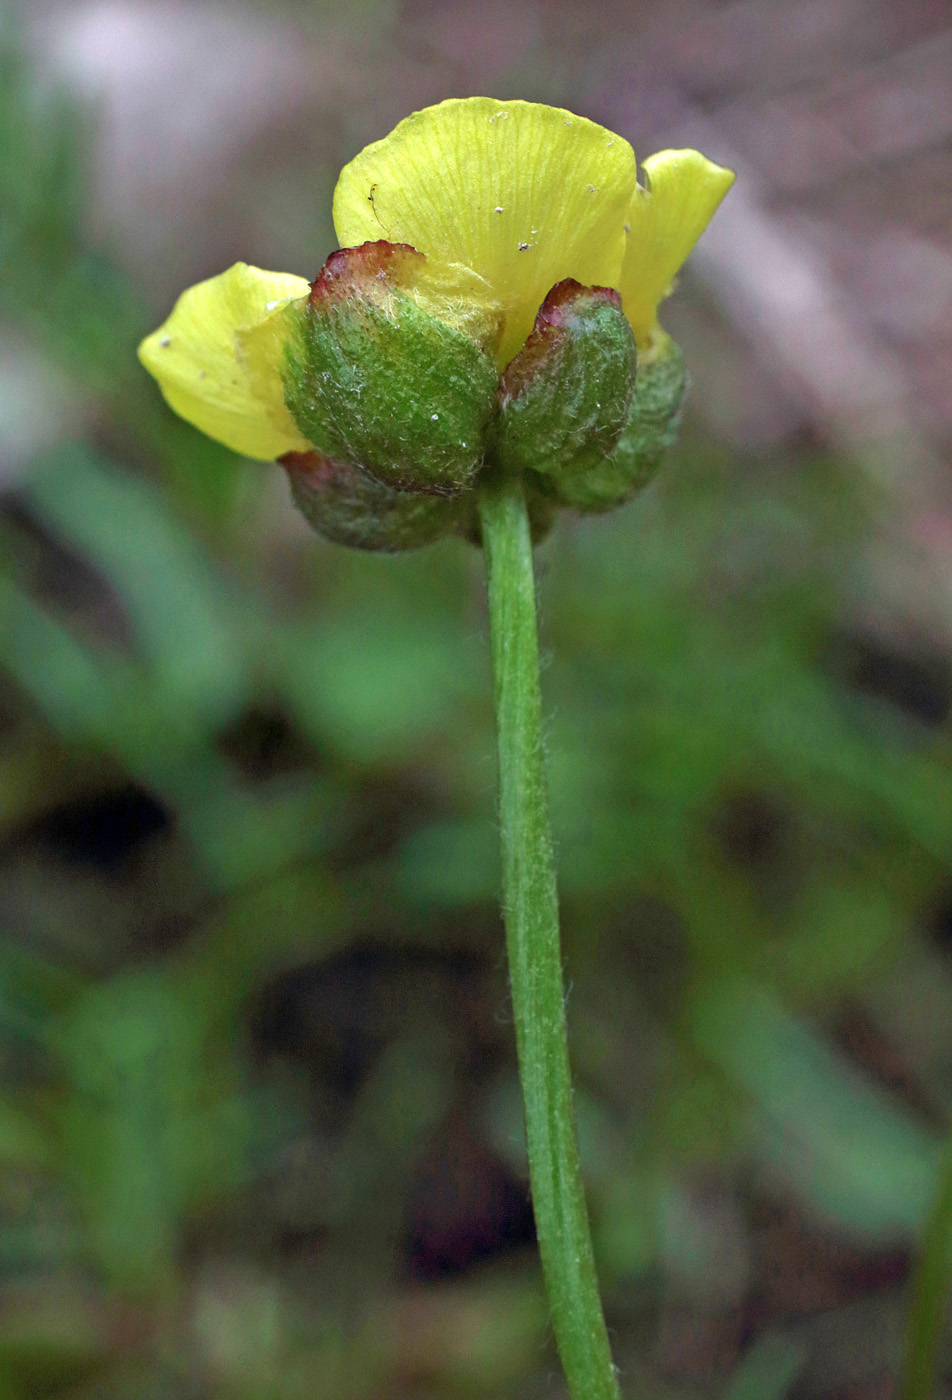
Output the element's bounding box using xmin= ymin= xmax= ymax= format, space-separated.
xmin=693 ymin=980 xmax=941 ymax=1237
xmin=723 ymin=1334 xmax=807 ymax=1400
xmin=26 ymin=445 xmax=248 ymax=728
xmin=57 ymin=971 xmax=249 ymax=1291
xmin=0 ymin=571 xmax=129 ymax=741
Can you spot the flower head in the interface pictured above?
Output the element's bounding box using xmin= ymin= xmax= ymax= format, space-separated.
xmin=138 ymin=97 xmax=733 ymax=544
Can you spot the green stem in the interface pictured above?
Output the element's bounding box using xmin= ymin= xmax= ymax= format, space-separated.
xmin=902 ymin=1140 xmax=952 ymax=1400
xmin=479 ymin=467 xmax=621 ymax=1400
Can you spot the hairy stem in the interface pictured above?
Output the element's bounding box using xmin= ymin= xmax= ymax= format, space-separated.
xmin=479 ymin=467 xmax=621 ymax=1400
xmin=902 ymin=1141 xmax=952 ymax=1400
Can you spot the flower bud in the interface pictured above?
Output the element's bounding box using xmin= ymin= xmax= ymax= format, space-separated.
xmin=281 ymin=450 xmax=463 ymax=552
xmin=544 ymin=333 xmax=686 ymax=513
xmin=281 ymin=242 xmax=499 ymax=497
xmin=493 ymin=280 xmax=637 ymax=481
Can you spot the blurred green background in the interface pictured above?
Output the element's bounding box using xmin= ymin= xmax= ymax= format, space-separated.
xmin=2 ymin=0 xmax=952 ymax=1396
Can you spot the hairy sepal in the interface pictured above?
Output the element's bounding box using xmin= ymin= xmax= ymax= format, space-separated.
xmin=544 ymin=334 xmax=687 ymax=513
xmin=282 ymin=450 xmax=463 ymax=551
xmin=494 ymin=280 xmax=637 ymax=481
xmin=281 ymin=241 xmax=498 ymax=497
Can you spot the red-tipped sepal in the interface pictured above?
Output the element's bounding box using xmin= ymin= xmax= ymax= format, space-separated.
xmin=281 ymin=241 xmax=498 ymax=497
xmin=494 ymin=280 xmax=637 ymax=481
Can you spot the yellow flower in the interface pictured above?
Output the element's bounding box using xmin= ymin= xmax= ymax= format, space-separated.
xmin=620 ymin=148 xmax=735 ymax=350
xmin=332 ymin=98 xmax=635 ymax=367
xmin=138 ymin=263 xmax=312 ymax=461
xmin=138 ymin=97 xmax=733 ymax=461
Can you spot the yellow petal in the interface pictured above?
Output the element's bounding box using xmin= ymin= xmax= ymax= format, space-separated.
xmin=620 ymin=149 xmax=734 ymax=348
xmin=138 ymin=263 xmax=311 ymax=460
xmin=333 ymin=97 xmax=637 ymax=367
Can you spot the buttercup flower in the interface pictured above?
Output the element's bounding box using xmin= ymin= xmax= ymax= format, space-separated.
xmin=138 ymin=97 xmax=733 ymax=546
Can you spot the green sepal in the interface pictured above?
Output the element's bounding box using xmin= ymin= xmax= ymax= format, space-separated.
xmin=281 ymin=450 xmax=463 ymax=552
xmin=493 ymin=280 xmax=637 ymax=481
xmin=281 ymin=241 xmax=498 ymax=498
xmin=544 ymin=334 xmax=687 ymax=514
